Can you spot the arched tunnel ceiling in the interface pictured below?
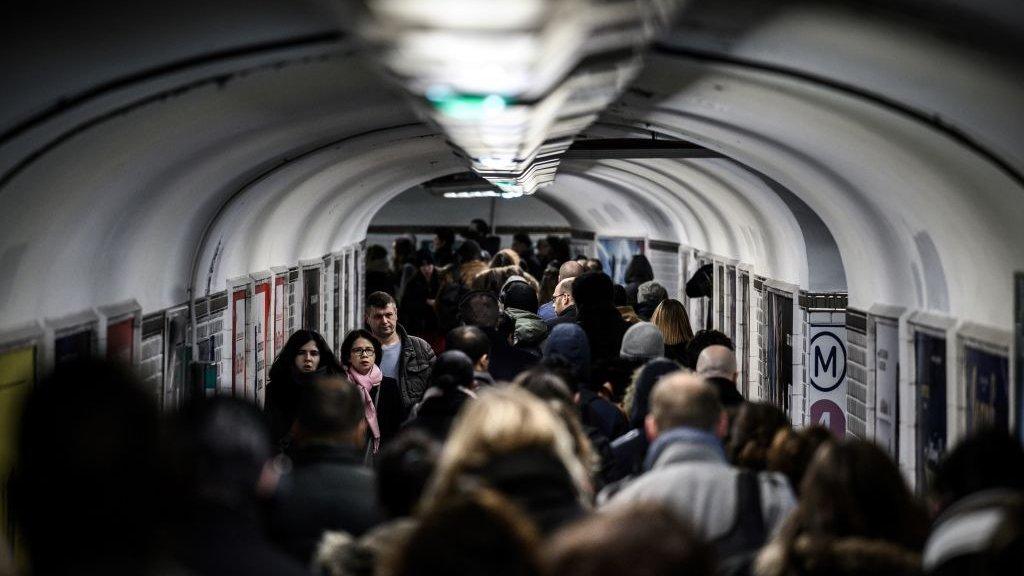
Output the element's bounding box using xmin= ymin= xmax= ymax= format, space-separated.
xmin=1 ymin=0 xmax=1022 ymax=334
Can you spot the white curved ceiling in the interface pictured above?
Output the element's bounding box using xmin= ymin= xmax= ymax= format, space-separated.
xmin=1 ymin=0 xmax=1021 ymax=334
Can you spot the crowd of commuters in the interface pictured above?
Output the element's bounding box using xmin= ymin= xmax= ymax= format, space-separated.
xmin=7 ymin=228 xmax=1024 ymax=576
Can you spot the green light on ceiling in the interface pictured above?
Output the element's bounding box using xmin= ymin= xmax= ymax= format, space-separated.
xmin=428 ymin=93 xmax=509 ymax=119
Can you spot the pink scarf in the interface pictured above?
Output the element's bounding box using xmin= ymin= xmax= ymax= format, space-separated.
xmin=347 ymin=365 xmax=382 ymax=454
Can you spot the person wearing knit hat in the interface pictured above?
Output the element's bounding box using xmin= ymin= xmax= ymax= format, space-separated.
xmin=620 ymin=322 xmax=665 ymax=362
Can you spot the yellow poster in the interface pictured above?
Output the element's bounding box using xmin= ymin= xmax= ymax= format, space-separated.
xmin=0 ymin=345 xmax=35 ymax=557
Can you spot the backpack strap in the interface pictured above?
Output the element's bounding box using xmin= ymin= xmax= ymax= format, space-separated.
xmin=713 ymin=470 xmax=767 ymax=576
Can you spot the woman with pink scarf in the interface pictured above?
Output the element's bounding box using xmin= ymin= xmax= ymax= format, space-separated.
xmin=340 ymin=329 xmax=404 ymax=463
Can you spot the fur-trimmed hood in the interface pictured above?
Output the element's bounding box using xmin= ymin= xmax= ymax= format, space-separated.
xmin=756 ymin=535 xmax=922 ymax=576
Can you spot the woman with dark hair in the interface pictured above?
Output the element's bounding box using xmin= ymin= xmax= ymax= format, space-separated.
xmin=727 ymin=402 xmax=791 ymax=471
xmin=623 ymin=254 xmax=654 ymax=305
xmin=340 ymin=328 xmax=404 ymax=460
xmin=756 ymin=440 xmax=929 ymax=576
xmin=753 ymin=436 xmax=929 ymax=569
xmin=572 ymin=272 xmax=628 ymax=361
xmin=266 ymin=330 xmax=342 ymax=446
xmin=399 ymin=248 xmax=441 ymax=345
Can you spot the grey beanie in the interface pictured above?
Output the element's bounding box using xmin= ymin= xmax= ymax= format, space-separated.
xmin=620 ymin=321 xmax=665 ymax=361
xmin=637 ymin=280 xmax=668 ymax=304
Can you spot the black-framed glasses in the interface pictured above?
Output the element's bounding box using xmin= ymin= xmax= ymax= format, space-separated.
xmin=351 ymin=347 xmax=375 ymax=357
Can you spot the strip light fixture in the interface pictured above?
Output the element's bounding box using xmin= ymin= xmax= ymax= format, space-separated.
xmin=363 ymin=0 xmax=682 ymax=196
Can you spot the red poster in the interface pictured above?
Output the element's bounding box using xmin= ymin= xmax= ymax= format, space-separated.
xmin=232 ymin=288 xmax=247 ymax=398
xmin=274 ymin=276 xmax=286 ymax=354
xmin=253 ymin=280 xmax=272 ymax=406
xmin=106 ymin=318 xmax=134 ymax=365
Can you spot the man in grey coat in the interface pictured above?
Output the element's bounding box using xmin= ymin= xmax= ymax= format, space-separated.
xmin=602 ymin=372 xmax=795 ymax=566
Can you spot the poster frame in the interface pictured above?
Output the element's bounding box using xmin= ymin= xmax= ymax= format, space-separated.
xmin=97 ymin=299 xmax=142 ymax=369
xmin=956 ymin=321 xmax=1012 ymax=435
xmin=44 ymin=309 xmax=101 ymax=369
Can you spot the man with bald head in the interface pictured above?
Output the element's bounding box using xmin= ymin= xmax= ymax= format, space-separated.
xmin=538 ymin=260 xmax=586 ymax=322
xmin=603 ymin=372 xmax=794 ymax=567
xmin=696 ymin=345 xmax=745 ymax=408
xmin=545 ymin=277 xmax=578 ymax=328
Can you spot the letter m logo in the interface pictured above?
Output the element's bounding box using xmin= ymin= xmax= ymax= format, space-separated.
xmin=815 ymin=346 xmax=837 ymax=378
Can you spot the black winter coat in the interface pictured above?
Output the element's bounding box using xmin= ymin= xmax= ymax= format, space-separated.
xmin=269 ymin=444 xmax=383 ymax=565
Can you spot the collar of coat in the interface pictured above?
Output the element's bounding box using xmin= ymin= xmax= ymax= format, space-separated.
xmin=643 ymin=426 xmax=726 ymax=471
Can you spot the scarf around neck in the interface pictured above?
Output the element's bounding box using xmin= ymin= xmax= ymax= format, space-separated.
xmin=347 ymin=364 xmax=382 ymax=454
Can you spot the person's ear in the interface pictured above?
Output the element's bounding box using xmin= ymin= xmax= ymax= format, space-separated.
xmin=645 ymin=414 xmax=659 ymax=441
xmin=479 ymin=353 xmax=490 ymax=371
xmin=255 ymin=459 xmax=282 ymax=499
xmin=715 ymin=410 xmax=729 ymax=439
xmin=600 ymin=382 xmax=615 ymax=401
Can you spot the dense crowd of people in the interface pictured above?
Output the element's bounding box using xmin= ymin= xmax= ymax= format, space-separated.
xmin=6 ymin=228 xmax=1024 ymax=576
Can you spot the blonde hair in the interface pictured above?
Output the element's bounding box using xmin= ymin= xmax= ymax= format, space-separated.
xmin=651 ymin=299 xmax=694 ymax=346
xmin=421 ymin=387 xmax=592 ymax=511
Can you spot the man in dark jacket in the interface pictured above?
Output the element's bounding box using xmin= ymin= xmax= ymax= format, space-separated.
xmin=512 ymin=232 xmax=544 ymax=279
xmin=366 ymin=291 xmax=436 ymax=412
xmin=270 ymin=375 xmax=382 ymax=565
xmin=446 ymin=325 xmax=495 ymax=389
xmin=171 ymin=398 xmax=309 ymax=576
xmin=546 ymin=277 xmax=578 ymax=328
xmin=404 ymin=350 xmax=477 ymax=441
xmin=458 ymin=290 xmax=539 ymax=381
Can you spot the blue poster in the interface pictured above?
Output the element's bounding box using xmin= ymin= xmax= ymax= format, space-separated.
xmin=55 ymin=329 xmax=92 ymax=367
xmin=915 ymin=331 xmax=946 ymax=491
xmin=596 ymin=237 xmax=644 ymax=285
xmin=965 ymin=346 xmax=1009 ymax=432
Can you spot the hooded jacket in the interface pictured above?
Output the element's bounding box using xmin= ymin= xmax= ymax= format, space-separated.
xmin=503 ymin=307 xmax=548 ymax=348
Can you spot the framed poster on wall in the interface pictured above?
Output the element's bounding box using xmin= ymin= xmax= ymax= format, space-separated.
xmin=252 ymin=274 xmax=272 ymax=408
xmin=0 ymin=329 xmax=38 ymax=554
xmin=874 ymin=317 xmax=900 ymax=457
xmin=272 ymin=269 xmax=287 ymax=356
xmin=164 ymin=305 xmax=189 ymax=408
xmin=302 ymin=262 xmax=322 ymax=332
xmin=231 ymin=285 xmax=248 ymax=399
xmin=914 ymin=329 xmax=947 ymax=492
xmin=596 ymin=237 xmax=644 ymax=286
xmin=963 ymin=345 xmax=1009 ymax=431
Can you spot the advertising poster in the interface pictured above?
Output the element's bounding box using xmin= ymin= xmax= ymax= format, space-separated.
xmin=964 ymin=346 xmax=1009 ymax=432
xmin=54 ymin=329 xmax=92 ymax=367
xmin=164 ymin=307 xmax=188 ymax=409
xmin=596 ymin=237 xmax=644 ymax=286
xmin=874 ymin=319 xmax=900 ymax=457
xmin=252 ymin=280 xmax=271 ymax=407
xmin=106 ymin=317 xmax=134 ymax=365
xmin=303 ymin=267 xmax=321 ymax=331
xmin=274 ymin=276 xmax=286 ymax=355
xmin=915 ymin=331 xmax=947 ymax=491
xmin=0 ymin=345 xmax=35 ymax=551
xmin=806 ymin=325 xmax=848 ymax=437
xmin=232 ymin=289 xmax=247 ymax=398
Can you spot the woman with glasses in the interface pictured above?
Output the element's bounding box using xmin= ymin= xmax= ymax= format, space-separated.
xmin=340 ymin=328 xmax=404 ymax=461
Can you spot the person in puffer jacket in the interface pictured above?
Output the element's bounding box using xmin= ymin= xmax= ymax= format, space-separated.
xmin=498 ymin=276 xmax=548 ymax=354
